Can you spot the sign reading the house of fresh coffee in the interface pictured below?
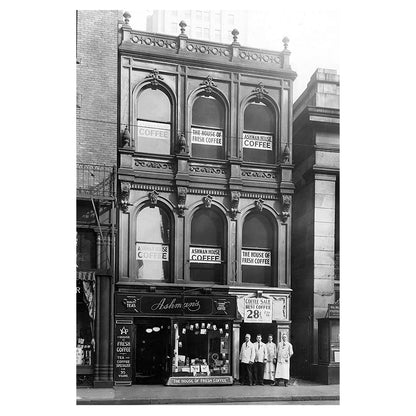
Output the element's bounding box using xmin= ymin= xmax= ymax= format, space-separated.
xmin=136 ymin=243 xmax=169 ymax=261
xmin=114 ymin=321 xmax=134 ymax=384
xmin=191 ymin=128 xmax=223 ymax=146
xmin=116 ymin=294 xmax=236 ymax=317
xmin=241 ymin=249 xmax=271 ymax=266
xmin=244 ymin=297 xmax=272 ymax=323
xmin=242 ymin=133 xmax=273 ymax=150
xmin=189 ymin=247 xmax=221 ymax=263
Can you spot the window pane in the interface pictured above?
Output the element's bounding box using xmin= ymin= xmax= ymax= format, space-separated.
xmin=136 ymin=207 xmax=170 ymax=281
xmin=138 ymin=88 xmax=171 ymax=122
xmin=242 ymin=213 xmax=274 ymax=285
xmin=77 ymin=230 xmax=96 ymax=270
xmin=191 ymin=208 xmax=223 ymax=246
xmin=244 ymin=102 xmax=274 ymax=132
xmin=193 ymin=96 xmax=224 ymax=128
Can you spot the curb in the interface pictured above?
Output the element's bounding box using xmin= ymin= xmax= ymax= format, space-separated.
xmin=77 ymin=395 xmax=340 ymax=405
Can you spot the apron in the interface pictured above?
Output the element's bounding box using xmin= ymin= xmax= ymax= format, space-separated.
xmin=275 ymin=342 xmax=293 ymax=380
xmin=263 ymin=342 xmax=276 ymax=380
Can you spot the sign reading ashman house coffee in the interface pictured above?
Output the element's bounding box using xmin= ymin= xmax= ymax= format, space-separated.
xmin=242 ymin=133 xmax=273 ymax=150
xmin=191 ymin=128 xmax=223 ymax=146
xmin=137 ymin=120 xmax=170 ymax=153
xmin=189 ymin=247 xmax=221 ymax=263
xmin=136 ymin=243 xmax=169 ymax=261
xmin=116 ymin=294 xmax=236 ymax=317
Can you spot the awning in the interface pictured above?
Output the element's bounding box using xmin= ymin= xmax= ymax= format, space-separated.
xmin=77 ymin=271 xmax=96 ymax=282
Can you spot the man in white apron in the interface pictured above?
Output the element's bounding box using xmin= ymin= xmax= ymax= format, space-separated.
xmin=263 ymin=334 xmax=277 ymax=384
xmin=274 ymin=333 xmax=293 ymax=387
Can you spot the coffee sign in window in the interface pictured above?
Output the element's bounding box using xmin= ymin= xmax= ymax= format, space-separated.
xmin=241 ymin=249 xmax=271 ymax=266
xmin=191 ymin=128 xmax=223 ymax=146
xmin=136 ymin=243 xmax=169 ymax=261
xmin=190 ymin=247 xmax=221 ymax=264
xmin=242 ymin=133 xmax=273 ymax=151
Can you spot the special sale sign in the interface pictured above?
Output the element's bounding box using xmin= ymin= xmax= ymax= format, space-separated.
xmin=244 ymin=297 xmax=272 ymax=323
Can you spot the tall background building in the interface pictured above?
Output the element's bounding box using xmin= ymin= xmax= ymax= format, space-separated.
xmin=146 ymin=10 xmax=249 ymax=44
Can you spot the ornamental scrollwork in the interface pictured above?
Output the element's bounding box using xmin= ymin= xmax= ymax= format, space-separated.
xmin=280 ymin=194 xmax=291 ymax=222
xmin=119 ymin=182 xmax=132 ymax=213
xmin=255 ymin=198 xmax=264 ymax=212
xmin=200 ymin=75 xmax=217 ymax=96
xmin=252 ymin=82 xmax=269 ymax=102
xmin=134 ymin=160 xmax=173 ymax=171
xmin=148 ymin=190 xmax=159 ymax=207
xmin=203 ymin=194 xmax=213 ymax=208
xmin=230 ymin=191 xmax=240 ymax=220
xmin=145 ymin=68 xmax=164 ymax=88
xmin=177 ymin=187 xmax=187 ymax=216
xmin=241 ymin=169 xmax=276 ymax=179
xmin=189 ymin=165 xmax=226 ymax=175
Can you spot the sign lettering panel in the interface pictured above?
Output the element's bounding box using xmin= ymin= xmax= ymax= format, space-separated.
xmin=190 ymin=247 xmax=221 ymax=264
xmin=243 ymin=133 xmax=273 ymax=150
xmin=241 ymin=250 xmax=271 ymax=266
xmin=244 ymin=297 xmax=272 ymax=323
xmin=114 ymin=321 xmax=134 ymax=384
xmin=136 ymin=243 xmax=169 ymax=261
xmin=191 ymin=128 xmax=223 ymax=146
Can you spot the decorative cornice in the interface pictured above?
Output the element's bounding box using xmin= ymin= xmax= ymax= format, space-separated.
xmin=134 ymin=159 xmax=174 ymax=171
xmin=241 ymin=169 xmax=276 ymax=179
xmin=189 ymin=164 xmax=226 ymax=176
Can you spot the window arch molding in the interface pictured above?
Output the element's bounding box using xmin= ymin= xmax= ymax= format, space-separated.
xmin=131 ymin=77 xmax=177 ymax=155
xmin=238 ymin=204 xmax=282 ymax=287
xmin=185 ymin=200 xmax=229 ymax=284
xmin=186 ymin=84 xmax=230 ymax=159
xmin=239 ymin=93 xmax=280 ymax=164
xmin=129 ymin=195 xmax=176 ymax=283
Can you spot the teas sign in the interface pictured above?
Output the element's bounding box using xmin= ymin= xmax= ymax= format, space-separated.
xmin=241 ymin=250 xmax=271 ymax=266
xmin=244 ymin=297 xmax=272 ymax=323
xmin=136 ymin=243 xmax=169 ymax=261
xmin=114 ymin=321 xmax=133 ymax=384
xmin=190 ymin=247 xmax=221 ymax=264
xmin=243 ymin=133 xmax=273 ymax=151
xmin=191 ymin=128 xmax=223 ymax=146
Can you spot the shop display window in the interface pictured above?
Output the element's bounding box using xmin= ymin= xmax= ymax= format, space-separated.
xmin=172 ymin=321 xmax=231 ymax=376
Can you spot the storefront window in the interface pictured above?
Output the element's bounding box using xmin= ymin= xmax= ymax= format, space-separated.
xmin=191 ymin=95 xmax=225 ymax=159
xmin=190 ymin=207 xmax=225 ymax=283
xmin=242 ymin=211 xmax=275 ymax=285
xmin=136 ymin=206 xmax=171 ymax=281
xmin=243 ymin=101 xmax=276 ymax=164
xmin=172 ymin=320 xmax=232 ymax=376
xmin=136 ymin=87 xmax=172 ymax=155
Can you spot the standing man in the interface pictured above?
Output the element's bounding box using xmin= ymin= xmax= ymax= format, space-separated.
xmin=253 ymin=334 xmax=267 ymax=385
xmin=263 ymin=334 xmax=277 ymax=384
xmin=239 ymin=334 xmax=255 ymax=385
xmin=274 ymin=333 xmax=294 ymax=387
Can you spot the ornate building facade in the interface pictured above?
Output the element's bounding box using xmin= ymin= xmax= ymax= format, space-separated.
xmin=115 ymin=13 xmax=297 ymax=385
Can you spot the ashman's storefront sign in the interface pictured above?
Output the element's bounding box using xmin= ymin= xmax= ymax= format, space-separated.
xmin=116 ymin=294 xmax=236 ymax=317
xmin=242 ymin=133 xmax=273 ymax=150
xmin=244 ymin=297 xmax=272 ymax=323
xmin=189 ymin=247 xmax=221 ymax=264
xmin=241 ymin=249 xmax=271 ymax=266
xmin=191 ymin=128 xmax=223 ymax=146
xmin=136 ymin=243 xmax=169 ymax=261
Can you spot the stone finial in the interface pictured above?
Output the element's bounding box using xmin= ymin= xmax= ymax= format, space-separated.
xmin=122 ymin=125 xmax=131 ymax=148
xmin=123 ymin=11 xmax=131 ymax=26
xmin=282 ymin=144 xmax=290 ymax=163
xmin=231 ymin=28 xmax=239 ymax=43
xmin=176 ymin=132 xmax=187 ymax=154
xmin=282 ymin=36 xmax=290 ymax=50
xmin=179 ymin=20 xmax=187 ymax=35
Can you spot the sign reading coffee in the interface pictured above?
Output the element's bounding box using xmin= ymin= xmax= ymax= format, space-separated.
xmin=114 ymin=321 xmax=134 ymax=384
xmin=136 ymin=243 xmax=169 ymax=261
xmin=242 ymin=133 xmax=273 ymax=150
xmin=191 ymin=128 xmax=223 ymax=146
xmin=241 ymin=249 xmax=271 ymax=266
xmin=116 ymin=294 xmax=236 ymax=317
xmin=190 ymin=247 xmax=221 ymax=264
xmin=244 ymin=297 xmax=272 ymax=323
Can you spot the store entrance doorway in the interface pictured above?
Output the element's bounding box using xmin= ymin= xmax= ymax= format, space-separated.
xmin=135 ymin=319 xmax=170 ymax=384
xmin=239 ymin=322 xmax=277 ymax=345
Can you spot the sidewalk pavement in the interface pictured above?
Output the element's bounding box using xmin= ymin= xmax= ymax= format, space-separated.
xmin=77 ymin=379 xmax=340 ymax=405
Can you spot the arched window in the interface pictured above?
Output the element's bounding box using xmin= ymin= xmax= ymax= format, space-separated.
xmin=242 ymin=211 xmax=276 ymax=285
xmin=190 ymin=207 xmax=225 ymax=283
xmin=135 ymin=205 xmax=171 ymax=281
xmin=136 ymin=87 xmax=172 ymax=155
xmin=243 ymin=101 xmax=276 ymax=164
xmin=191 ymin=95 xmax=225 ymax=159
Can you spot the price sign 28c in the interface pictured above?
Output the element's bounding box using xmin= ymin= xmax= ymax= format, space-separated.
xmin=244 ymin=297 xmax=272 ymax=323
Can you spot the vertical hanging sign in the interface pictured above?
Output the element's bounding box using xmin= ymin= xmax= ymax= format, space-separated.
xmin=114 ymin=320 xmax=134 ymax=385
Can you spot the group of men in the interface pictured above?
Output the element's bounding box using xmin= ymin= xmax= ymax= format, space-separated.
xmin=239 ymin=333 xmax=293 ymax=387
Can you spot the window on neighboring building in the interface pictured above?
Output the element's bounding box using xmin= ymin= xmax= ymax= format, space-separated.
xmin=214 ymin=13 xmax=221 ymax=25
xmin=135 ymin=205 xmax=171 ymax=281
xmin=191 ymin=95 xmax=225 ymax=159
xmin=190 ymin=207 xmax=225 ymax=283
xmin=242 ymin=211 xmax=276 ymax=285
xmin=203 ymin=11 xmax=209 ymax=22
xmin=214 ymin=30 xmax=221 ymax=42
xmin=203 ymin=27 xmax=209 ymax=39
xmin=171 ymin=22 xmax=178 ymax=34
xmin=136 ymin=87 xmax=172 ymax=155
xmin=195 ymin=26 xmax=202 ymax=38
xmin=243 ymin=101 xmax=276 ymax=164
xmin=77 ymin=229 xmax=97 ymax=270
